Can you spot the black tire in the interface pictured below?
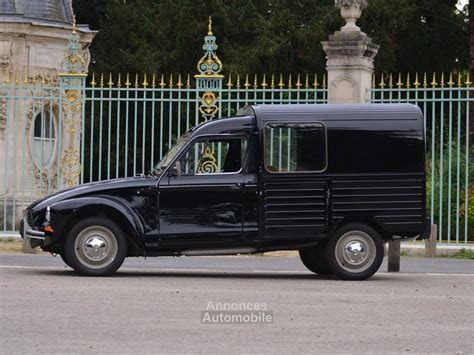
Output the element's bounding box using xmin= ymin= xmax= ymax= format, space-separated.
xmin=59 ymin=253 xmax=73 ymax=268
xmin=326 ymin=223 xmax=384 ymax=281
xmin=64 ymin=217 xmax=127 ymax=276
xmin=299 ymin=242 xmax=332 ymax=275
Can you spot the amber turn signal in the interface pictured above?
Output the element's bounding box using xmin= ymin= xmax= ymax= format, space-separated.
xmin=43 ymin=225 xmax=54 ymax=233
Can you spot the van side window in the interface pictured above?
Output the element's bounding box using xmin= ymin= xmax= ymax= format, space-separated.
xmin=178 ymin=138 xmax=247 ymax=175
xmin=264 ymin=123 xmax=326 ymax=173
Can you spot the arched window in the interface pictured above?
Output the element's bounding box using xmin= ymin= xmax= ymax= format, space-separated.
xmin=31 ymin=111 xmax=56 ymax=167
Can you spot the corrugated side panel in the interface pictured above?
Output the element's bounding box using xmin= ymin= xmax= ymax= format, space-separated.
xmin=331 ymin=175 xmax=426 ymax=234
xmin=263 ymin=178 xmax=327 ymax=237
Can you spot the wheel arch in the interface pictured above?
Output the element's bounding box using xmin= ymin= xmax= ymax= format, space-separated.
xmin=330 ymin=215 xmax=389 ymax=241
xmin=50 ymin=197 xmax=146 ymax=257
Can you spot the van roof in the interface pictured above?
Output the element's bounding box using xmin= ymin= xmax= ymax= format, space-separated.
xmin=238 ymin=103 xmax=423 ymax=123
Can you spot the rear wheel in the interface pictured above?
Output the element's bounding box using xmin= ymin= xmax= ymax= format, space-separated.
xmin=327 ymin=223 xmax=384 ymax=281
xmin=299 ymin=242 xmax=332 ymax=275
xmin=64 ymin=217 xmax=127 ymax=276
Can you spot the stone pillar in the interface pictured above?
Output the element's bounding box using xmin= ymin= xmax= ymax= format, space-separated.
xmin=321 ymin=0 xmax=379 ymax=104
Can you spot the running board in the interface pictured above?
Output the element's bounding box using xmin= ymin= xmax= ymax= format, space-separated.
xmin=180 ymin=248 xmax=258 ymax=256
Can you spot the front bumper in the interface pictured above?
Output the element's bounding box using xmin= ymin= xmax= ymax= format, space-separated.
xmin=19 ymin=218 xmax=50 ymax=248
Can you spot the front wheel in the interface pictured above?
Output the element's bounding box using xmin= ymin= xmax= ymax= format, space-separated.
xmin=59 ymin=253 xmax=72 ymax=268
xmin=327 ymin=223 xmax=384 ymax=281
xmin=64 ymin=217 xmax=127 ymax=276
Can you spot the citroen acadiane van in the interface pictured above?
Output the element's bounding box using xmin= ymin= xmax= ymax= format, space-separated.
xmin=21 ymin=104 xmax=429 ymax=280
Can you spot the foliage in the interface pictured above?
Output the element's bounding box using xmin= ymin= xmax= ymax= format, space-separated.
xmin=426 ymin=144 xmax=474 ymax=241
xmin=72 ymin=0 xmax=468 ymax=76
xmin=451 ymin=248 xmax=474 ymax=259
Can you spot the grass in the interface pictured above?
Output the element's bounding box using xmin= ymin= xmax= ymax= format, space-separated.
xmin=440 ymin=248 xmax=474 ymax=260
xmin=0 ymin=239 xmax=24 ymax=254
xmin=0 ymin=238 xmax=45 ymax=254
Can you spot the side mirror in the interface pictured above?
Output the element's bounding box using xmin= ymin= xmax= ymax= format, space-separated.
xmin=169 ymin=161 xmax=181 ymax=177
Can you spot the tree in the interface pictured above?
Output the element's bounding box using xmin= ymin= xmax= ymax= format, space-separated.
xmin=73 ymin=0 xmax=468 ymax=76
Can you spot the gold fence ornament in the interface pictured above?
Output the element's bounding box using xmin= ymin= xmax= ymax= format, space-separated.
xmin=197 ymin=146 xmax=218 ymax=174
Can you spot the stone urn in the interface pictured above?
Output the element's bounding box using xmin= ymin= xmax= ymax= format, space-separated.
xmin=335 ymin=0 xmax=368 ymax=32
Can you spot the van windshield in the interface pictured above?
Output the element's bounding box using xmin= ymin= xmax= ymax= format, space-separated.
xmin=151 ymin=132 xmax=192 ymax=175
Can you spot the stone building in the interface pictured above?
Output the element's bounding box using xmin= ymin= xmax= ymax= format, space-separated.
xmin=0 ymin=0 xmax=95 ymax=83
xmin=0 ymin=0 xmax=95 ymax=230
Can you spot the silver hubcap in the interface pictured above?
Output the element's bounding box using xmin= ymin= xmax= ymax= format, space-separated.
xmin=335 ymin=231 xmax=376 ymax=273
xmin=85 ymin=236 xmax=107 ymax=260
xmin=74 ymin=226 xmax=118 ymax=269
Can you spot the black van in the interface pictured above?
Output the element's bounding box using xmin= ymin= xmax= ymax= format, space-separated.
xmin=21 ymin=104 xmax=430 ymax=280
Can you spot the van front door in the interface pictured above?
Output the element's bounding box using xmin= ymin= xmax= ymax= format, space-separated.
xmin=158 ymin=137 xmax=248 ymax=248
xmin=260 ymin=122 xmax=328 ymax=240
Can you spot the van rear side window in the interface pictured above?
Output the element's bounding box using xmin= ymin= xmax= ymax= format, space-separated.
xmin=264 ymin=122 xmax=327 ymax=173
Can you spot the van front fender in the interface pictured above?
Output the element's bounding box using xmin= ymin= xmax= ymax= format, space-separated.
xmin=49 ymin=196 xmax=146 ymax=256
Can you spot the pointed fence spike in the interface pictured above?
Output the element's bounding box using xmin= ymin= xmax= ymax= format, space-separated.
xmin=261 ymin=74 xmax=267 ymax=88
xmin=379 ymin=73 xmax=385 ymax=88
xmin=414 ymin=72 xmax=420 ymax=88
xmin=396 ymin=73 xmax=403 ymax=89
xmin=431 ymin=73 xmax=437 ymax=88
xmin=447 ymin=72 xmax=454 ymax=88
xmin=91 ymin=72 xmax=96 ymax=87
xmin=278 ymin=74 xmax=284 ymax=88
xmin=125 ymin=73 xmax=131 ymax=88
xmin=465 ymin=72 xmax=472 ymax=86
xmin=244 ymin=74 xmax=250 ymax=88
xmin=296 ymin=73 xmax=302 ymax=88
xmin=108 ymin=73 xmax=114 ymax=88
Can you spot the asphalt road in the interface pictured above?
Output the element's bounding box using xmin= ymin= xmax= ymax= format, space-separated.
xmin=1 ymin=254 xmax=473 ymax=354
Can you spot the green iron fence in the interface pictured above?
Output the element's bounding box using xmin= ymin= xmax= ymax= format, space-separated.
xmin=0 ymin=71 xmax=472 ymax=246
xmin=82 ymin=73 xmax=328 ymax=182
xmin=370 ymin=73 xmax=472 ymax=244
